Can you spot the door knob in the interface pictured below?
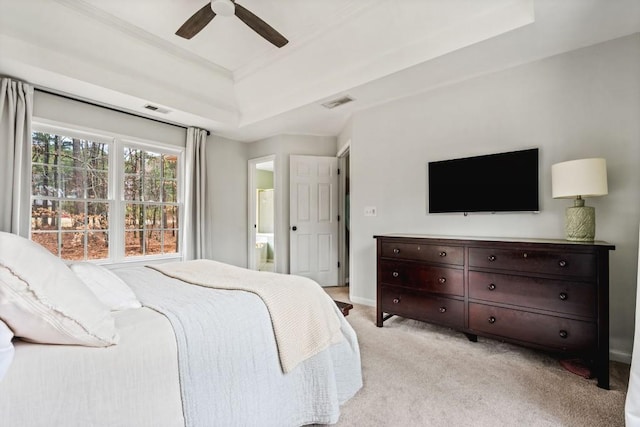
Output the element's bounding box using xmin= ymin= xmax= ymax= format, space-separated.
xmin=292 ymin=226 xmax=297 ymax=231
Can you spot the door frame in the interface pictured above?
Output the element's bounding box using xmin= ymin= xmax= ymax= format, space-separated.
xmin=247 ymin=155 xmax=277 ymax=271
xmin=337 ymin=141 xmax=350 ymax=286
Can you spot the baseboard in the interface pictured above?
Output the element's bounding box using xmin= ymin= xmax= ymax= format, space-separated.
xmin=350 ymin=296 xmax=375 ymax=307
xmin=610 ymin=349 xmax=632 ymax=365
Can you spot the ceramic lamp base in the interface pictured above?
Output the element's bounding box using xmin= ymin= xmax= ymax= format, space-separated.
xmin=565 ymin=198 xmax=595 ymax=242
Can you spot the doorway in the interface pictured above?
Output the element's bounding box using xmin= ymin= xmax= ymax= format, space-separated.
xmin=338 ymin=143 xmax=350 ymax=287
xmin=248 ymin=156 xmax=276 ymax=272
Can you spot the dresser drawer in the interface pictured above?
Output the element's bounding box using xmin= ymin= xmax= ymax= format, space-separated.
xmin=380 ymin=260 xmax=464 ymax=296
xmin=375 ymin=234 xmax=614 ymax=389
xmin=469 ymin=271 xmax=596 ymax=317
xmin=468 ymin=247 xmax=596 ymax=278
xmin=381 ymin=286 xmax=464 ymax=328
xmin=380 ymin=241 xmax=463 ymax=265
xmin=468 ymin=303 xmax=596 ymax=351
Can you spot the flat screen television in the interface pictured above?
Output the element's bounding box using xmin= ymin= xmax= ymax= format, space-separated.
xmin=428 ymin=148 xmax=539 ymax=214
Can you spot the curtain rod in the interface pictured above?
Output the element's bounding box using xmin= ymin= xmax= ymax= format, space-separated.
xmin=34 ymin=87 xmax=210 ymax=136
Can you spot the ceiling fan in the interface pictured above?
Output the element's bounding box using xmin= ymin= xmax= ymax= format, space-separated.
xmin=176 ymin=0 xmax=289 ymax=48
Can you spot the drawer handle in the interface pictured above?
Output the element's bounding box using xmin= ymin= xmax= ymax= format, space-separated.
xmin=558 ymin=260 xmax=568 ymax=268
xmin=559 ymin=330 xmax=568 ymax=339
xmin=487 ymin=255 xmax=497 ymax=262
xmin=392 ymin=297 xmax=400 ymax=304
xmin=439 ymin=307 xmax=447 ymax=313
xmin=487 ymin=283 xmax=496 ymax=291
xmin=559 ymin=292 xmax=568 ymax=301
xmin=393 ymin=248 xmax=400 ymax=254
xmin=488 ymin=316 xmax=496 ymax=324
xmin=439 ymin=251 xmax=447 ymax=257
xmin=392 ymin=271 xmax=399 ymax=278
xmin=438 ymin=277 xmax=447 ymax=284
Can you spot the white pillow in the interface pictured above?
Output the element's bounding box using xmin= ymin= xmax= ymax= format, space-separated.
xmin=0 ymin=319 xmax=14 ymax=381
xmin=69 ymin=263 xmax=142 ymax=311
xmin=0 ymin=231 xmax=118 ymax=347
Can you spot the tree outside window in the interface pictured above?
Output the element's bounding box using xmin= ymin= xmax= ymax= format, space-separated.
xmin=123 ymin=148 xmax=179 ymax=257
xmin=31 ymin=132 xmax=110 ymax=260
xmin=30 ymin=129 xmax=181 ymax=261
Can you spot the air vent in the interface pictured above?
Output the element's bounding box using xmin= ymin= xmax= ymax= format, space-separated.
xmin=321 ymin=95 xmax=355 ymax=109
xmin=143 ymin=104 xmax=171 ymax=114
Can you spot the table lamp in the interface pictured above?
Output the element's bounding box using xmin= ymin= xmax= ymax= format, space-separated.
xmin=551 ymin=158 xmax=608 ymax=242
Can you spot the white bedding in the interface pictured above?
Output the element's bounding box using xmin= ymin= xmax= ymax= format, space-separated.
xmin=0 ymin=307 xmax=185 ymax=427
xmin=118 ymin=265 xmax=362 ymax=427
xmin=149 ymin=259 xmax=343 ymax=373
xmin=0 ymin=263 xmax=362 ymax=427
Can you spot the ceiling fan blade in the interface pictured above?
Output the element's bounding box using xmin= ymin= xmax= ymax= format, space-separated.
xmin=176 ymin=3 xmax=216 ymax=39
xmin=234 ymin=2 xmax=288 ymax=48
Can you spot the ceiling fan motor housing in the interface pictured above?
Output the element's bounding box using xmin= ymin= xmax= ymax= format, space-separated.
xmin=211 ymin=0 xmax=235 ymax=16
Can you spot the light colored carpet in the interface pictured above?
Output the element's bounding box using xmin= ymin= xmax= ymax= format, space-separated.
xmin=325 ymin=286 xmax=629 ymax=427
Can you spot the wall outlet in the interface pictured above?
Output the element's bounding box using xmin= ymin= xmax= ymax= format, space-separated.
xmin=364 ymin=206 xmax=377 ymax=216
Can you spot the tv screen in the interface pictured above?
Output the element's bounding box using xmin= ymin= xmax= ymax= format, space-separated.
xmin=428 ymin=148 xmax=539 ymax=214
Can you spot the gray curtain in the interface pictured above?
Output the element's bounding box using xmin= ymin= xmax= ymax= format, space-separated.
xmin=0 ymin=78 xmax=33 ymax=237
xmin=184 ymin=127 xmax=208 ymax=260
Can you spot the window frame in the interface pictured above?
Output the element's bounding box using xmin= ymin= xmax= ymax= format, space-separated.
xmin=116 ymin=138 xmax=184 ymax=261
xmin=31 ymin=121 xmax=185 ymax=264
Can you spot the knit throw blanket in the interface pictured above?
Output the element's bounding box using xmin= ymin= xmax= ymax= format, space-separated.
xmin=148 ymin=259 xmax=343 ymax=373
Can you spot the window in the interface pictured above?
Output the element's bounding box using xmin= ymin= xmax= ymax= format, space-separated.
xmin=30 ymin=125 xmax=183 ymax=262
xmin=123 ymin=147 xmax=179 ymax=256
xmin=31 ymin=131 xmax=110 ymax=260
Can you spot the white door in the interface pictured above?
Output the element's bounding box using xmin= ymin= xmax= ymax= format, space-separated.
xmin=290 ymin=155 xmax=339 ymax=286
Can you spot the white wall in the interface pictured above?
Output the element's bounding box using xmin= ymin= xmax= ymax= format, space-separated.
xmin=248 ymin=134 xmax=337 ymax=273
xmin=337 ymin=118 xmax=353 ymax=155
xmin=344 ymin=34 xmax=640 ymax=361
xmin=205 ymin=135 xmax=248 ymax=267
xmin=33 ymin=91 xmax=186 ymax=146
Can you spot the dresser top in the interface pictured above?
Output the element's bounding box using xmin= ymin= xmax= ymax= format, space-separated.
xmin=374 ymin=233 xmax=615 ymax=249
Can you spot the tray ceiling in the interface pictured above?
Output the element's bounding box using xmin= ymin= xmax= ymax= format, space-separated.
xmin=1 ymin=0 xmax=639 ymax=141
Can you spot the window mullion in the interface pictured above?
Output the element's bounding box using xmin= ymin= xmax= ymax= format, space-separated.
xmin=30 ymin=125 xmax=183 ymax=263
xmin=111 ymin=137 xmax=124 ymax=262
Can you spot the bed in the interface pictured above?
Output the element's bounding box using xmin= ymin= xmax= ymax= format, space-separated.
xmin=0 ymin=232 xmax=362 ymax=426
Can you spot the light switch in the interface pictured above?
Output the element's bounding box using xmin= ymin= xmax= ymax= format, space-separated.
xmin=364 ymin=206 xmax=377 ymax=216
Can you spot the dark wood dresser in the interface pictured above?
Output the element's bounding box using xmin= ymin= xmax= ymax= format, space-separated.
xmin=375 ymin=234 xmax=615 ymax=389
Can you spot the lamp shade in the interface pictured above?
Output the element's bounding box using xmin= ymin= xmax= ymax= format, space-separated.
xmin=551 ymin=158 xmax=608 ymax=199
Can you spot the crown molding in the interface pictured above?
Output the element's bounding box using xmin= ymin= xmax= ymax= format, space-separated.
xmin=53 ymin=0 xmax=232 ymax=79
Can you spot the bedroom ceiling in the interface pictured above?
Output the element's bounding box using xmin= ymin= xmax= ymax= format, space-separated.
xmin=1 ymin=0 xmax=640 ymax=142
xmin=78 ymin=0 xmax=375 ymax=74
